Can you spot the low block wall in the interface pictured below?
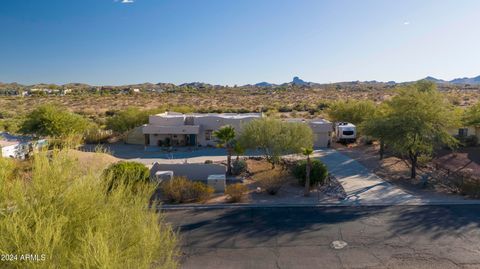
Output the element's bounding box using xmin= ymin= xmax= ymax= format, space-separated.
xmin=150 ymin=162 xmax=226 ymax=181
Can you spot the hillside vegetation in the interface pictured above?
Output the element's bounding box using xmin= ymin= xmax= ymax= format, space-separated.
xmin=0 ymin=151 xmax=178 ymax=269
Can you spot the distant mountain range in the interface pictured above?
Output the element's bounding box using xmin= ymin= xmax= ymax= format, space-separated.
xmin=423 ymin=75 xmax=480 ymax=85
xmin=253 ymin=75 xmax=480 ymax=88
xmin=253 ymin=76 xmax=313 ymax=87
xmin=1 ymin=75 xmax=480 ymax=91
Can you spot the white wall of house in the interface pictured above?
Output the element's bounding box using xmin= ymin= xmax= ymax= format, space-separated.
xmin=125 ymin=126 xmax=145 ymax=145
xmin=448 ymin=126 xmax=478 ymax=138
xmin=143 ymin=113 xmax=334 ymax=148
xmin=148 ymin=114 xmax=186 ymax=126
xmin=194 ymin=115 xmax=259 ymax=147
xmin=1 ymin=143 xmax=20 ymax=158
xmin=144 ymin=113 xmax=262 ymax=147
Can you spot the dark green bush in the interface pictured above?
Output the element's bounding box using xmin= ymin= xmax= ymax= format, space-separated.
xmin=278 ymin=106 xmax=293 ymax=112
xmin=231 ymin=159 xmax=248 ymax=175
xmin=460 ymin=179 xmax=480 ymax=198
xmin=292 ymin=159 xmax=328 ymax=186
xmin=464 ymin=135 xmax=478 ymax=147
xmin=103 ymin=161 xmax=150 ymax=190
xmin=455 ymin=135 xmax=478 ymax=147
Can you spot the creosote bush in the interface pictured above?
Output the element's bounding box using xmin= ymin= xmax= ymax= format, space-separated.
xmin=160 ymin=177 xmax=214 ymax=203
xmin=460 ymin=179 xmax=480 ymax=198
xmin=0 ymin=151 xmax=178 ymax=269
xmin=103 ymin=161 xmax=150 ymax=191
xmin=225 ymin=183 xmax=248 ymax=202
xmin=256 ymin=169 xmax=287 ymax=195
xmin=293 ymin=159 xmax=328 ymax=187
xmin=231 ymin=159 xmax=248 ymax=175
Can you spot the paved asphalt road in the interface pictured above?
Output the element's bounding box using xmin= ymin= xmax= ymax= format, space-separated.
xmin=165 ymin=205 xmax=480 ymax=269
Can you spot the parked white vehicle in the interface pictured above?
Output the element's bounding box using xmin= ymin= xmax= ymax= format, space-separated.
xmin=335 ymin=122 xmax=356 ymax=143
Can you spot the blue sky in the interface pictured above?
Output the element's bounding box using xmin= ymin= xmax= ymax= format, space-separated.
xmin=1 ymin=0 xmax=479 ymax=85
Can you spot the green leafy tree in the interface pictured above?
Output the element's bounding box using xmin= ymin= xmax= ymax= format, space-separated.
xmin=106 ymin=107 xmax=149 ymax=134
xmin=463 ymin=102 xmax=480 ymax=126
xmin=382 ymin=81 xmax=459 ymax=179
xmin=238 ymin=118 xmax=313 ymax=168
xmin=301 ymin=147 xmax=314 ymax=196
xmin=360 ymin=104 xmax=391 ymax=159
xmin=20 ymin=104 xmax=90 ymax=137
xmin=326 ymin=100 xmax=376 ymax=125
xmin=213 ymin=125 xmax=236 ymax=175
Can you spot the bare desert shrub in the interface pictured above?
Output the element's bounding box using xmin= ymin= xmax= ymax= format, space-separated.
xmin=160 ymin=177 xmax=214 ymax=203
xmin=256 ymin=169 xmax=287 ymax=195
xmin=84 ymin=128 xmax=113 ymax=144
xmin=225 ymin=183 xmax=248 ymax=202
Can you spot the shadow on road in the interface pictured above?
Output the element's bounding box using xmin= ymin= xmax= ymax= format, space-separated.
xmin=386 ymin=205 xmax=480 ymax=240
xmin=165 ymin=205 xmax=480 ymax=249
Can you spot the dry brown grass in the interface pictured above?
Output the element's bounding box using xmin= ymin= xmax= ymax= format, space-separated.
xmin=63 ymin=149 xmax=120 ymax=175
xmin=1 ymin=87 xmax=479 ymax=129
xmin=245 ymin=159 xmax=296 ymax=194
xmin=246 ymin=159 xmax=275 ymax=174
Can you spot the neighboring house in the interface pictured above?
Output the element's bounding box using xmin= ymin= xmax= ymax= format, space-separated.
xmin=143 ymin=112 xmax=262 ymax=147
xmin=0 ymin=132 xmax=47 ymax=159
xmin=449 ymin=126 xmax=480 ymax=140
xmin=0 ymin=140 xmax=22 ymax=158
xmin=286 ymin=118 xmax=333 ymax=148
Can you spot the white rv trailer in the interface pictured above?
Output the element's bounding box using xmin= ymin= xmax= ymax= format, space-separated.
xmin=335 ymin=122 xmax=356 ymax=143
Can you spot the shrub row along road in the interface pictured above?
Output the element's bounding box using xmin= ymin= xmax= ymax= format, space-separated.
xmin=165 ymin=205 xmax=480 ymax=269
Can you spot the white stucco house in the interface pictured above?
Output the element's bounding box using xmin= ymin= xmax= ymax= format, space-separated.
xmin=142 ymin=112 xmax=263 ymax=147
xmin=142 ymin=112 xmax=334 ymax=148
xmin=0 ymin=132 xmax=47 ymax=159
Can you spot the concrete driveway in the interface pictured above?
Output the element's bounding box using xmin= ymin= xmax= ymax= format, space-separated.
xmin=316 ymin=149 xmax=476 ymax=206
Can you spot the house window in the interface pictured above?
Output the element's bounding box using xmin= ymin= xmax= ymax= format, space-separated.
xmin=205 ymin=130 xmax=213 ymax=141
xmin=458 ymin=128 xmax=468 ymax=137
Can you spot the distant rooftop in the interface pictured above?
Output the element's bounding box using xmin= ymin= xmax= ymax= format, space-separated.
xmin=0 ymin=140 xmax=19 ymax=147
xmin=1 ymin=132 xmax=29 ymax=141
xmin=286 ymin=118 xmax=331 ymax=124
xmin=0 ymin=132 xmax=36 ymax=147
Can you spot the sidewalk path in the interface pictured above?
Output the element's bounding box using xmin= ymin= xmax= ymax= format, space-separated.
xmin=316 ymin=149 xmax=477 ymax=205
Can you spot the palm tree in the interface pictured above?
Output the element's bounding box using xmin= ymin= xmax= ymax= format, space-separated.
xmin=302 ymin=147 xmax=314 ymax=196
xmin=213 ymin=125 xmax=236 ymax=175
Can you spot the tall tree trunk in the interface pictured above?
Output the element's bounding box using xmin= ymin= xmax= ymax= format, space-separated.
xmin=379 ymin=139 xmax=385 ymax=160
xmin=410 ymin=153 xmax=417 ymax=179
xmin=304 ymin=155 xmax=311 ymax=196
xmin=226 ymin=148 xmax=232 ymax=175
